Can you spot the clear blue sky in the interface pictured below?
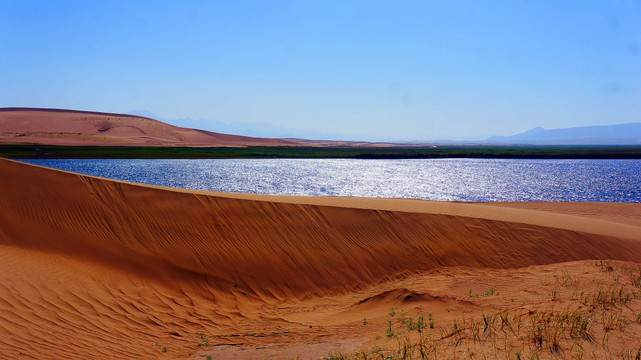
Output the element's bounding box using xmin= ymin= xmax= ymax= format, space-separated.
xmin=1 ymin=1 xmax=639 ymax=140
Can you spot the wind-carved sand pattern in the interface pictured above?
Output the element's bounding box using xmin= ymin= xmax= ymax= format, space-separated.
xmin=1 ymin=158 xmax=640 ymax=359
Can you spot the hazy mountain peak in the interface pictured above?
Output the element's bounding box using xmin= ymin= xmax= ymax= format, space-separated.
xmin=127 ymin=110 xmax=346 ymax=141
xmin=128 ymin=109 xmax=162 ymax=119
xmin=488 ymin=123 xmax=641 ymax=145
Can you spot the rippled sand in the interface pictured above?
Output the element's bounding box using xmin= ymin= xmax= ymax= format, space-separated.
xmin=1 ymin=158 xmax=640 ymax=359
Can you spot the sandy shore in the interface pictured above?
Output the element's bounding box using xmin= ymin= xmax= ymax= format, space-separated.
xmin=0 ymin=158 xmax=640 ymax=359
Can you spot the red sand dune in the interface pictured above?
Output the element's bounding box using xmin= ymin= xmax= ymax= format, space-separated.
xmin=0 ymin=108 xmax=304 ymax=147
xmin=0 ymin=158 xmax=640 ymax=359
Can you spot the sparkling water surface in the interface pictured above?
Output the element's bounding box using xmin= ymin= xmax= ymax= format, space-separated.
xmin=20 ymin=159 xmax=641 ymax=202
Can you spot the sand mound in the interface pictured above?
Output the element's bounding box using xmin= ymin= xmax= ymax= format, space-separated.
xmin=0 ymin=158 xmax=640 ymax=358
xmin=0 ymin=108 xmax=303 ymax=147
xmin=355 ymin=289 xmax=442 ymax=306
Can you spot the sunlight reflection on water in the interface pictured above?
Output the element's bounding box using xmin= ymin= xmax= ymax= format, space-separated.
xmin=21 ymin=158 xmax=641 ymax=202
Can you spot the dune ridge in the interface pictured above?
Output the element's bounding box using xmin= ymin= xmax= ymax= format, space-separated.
xmin=2 ymin=158 xmax=640 ymax=296
xmin=0 ymin=108 xmax=303 ymax=147
xmin=1 ymin=158 xmax=641 ymax=358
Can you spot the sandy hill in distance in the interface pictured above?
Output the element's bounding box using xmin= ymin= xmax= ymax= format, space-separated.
xmin=0 ymin=107 xmax=306 ymax=147
xmin=1 ymin=158 xmax=641 ymax=359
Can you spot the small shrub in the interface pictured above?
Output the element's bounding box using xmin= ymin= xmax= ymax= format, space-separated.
xmin=198 ymin=332 xmax=210 ymax=347
xmin=416 ymin=316 xmax=426 ymax=332
xmin=385 ymin=320 xmax=395 ymax=338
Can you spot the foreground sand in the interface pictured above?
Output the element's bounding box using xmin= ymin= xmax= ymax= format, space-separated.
xmin=0 ymin=158 xmax=640 ymax=359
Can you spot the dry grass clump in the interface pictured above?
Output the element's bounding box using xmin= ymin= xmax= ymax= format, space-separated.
xmin=581 ymin=285 xmax=637 ymax=309
xmin=325 ymin=261 xmax=641 ymax=360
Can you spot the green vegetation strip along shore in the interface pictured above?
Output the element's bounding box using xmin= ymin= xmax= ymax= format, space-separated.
xmin=2 ymin=145 xmax=641 ymax=159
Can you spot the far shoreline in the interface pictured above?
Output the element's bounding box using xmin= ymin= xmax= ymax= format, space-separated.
xmin=2 ymin=144 xmax=641 ymax=159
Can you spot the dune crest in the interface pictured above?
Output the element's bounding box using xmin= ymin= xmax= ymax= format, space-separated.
xmin=1 ymin=158 xmax=640 ymax=358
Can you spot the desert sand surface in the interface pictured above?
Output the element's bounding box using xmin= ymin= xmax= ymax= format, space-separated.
xmin=1 ymin=157 xmax=640 ymax=359
xmin=0 ymin=108 xmax=304 ymax=147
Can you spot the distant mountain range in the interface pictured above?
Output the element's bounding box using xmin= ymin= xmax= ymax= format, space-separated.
xmin=488 ymin=123 xmax=641 ymax=145
xmin=131 ymin=110 xmax=641 ymax=145
xmin=128 ymin=110 xmax=345 ymax=141
xmin=3 ymin=107 xmax=639 ymax=146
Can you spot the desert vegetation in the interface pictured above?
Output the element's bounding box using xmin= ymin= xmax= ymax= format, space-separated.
xmin=324 ymin=261 xmax=641 ymax=360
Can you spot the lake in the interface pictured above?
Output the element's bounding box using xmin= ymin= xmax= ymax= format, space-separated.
xmin=19 ymin=158 xmax=641 ymax=202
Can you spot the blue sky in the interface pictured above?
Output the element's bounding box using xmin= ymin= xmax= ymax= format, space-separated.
xmin=1 ymin=1 xmax=639 ymax=141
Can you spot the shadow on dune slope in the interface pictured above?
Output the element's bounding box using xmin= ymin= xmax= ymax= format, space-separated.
xmin=1 ymin=157 xmax=640 ymax=298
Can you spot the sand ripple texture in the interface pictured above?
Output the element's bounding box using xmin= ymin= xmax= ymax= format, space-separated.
xmin=0 ymin=158 xmax=640 ymax=359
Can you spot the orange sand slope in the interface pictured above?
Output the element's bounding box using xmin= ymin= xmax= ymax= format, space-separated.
xmin=0 ymin=107 xmax=303 ymax=146
xmin=1 ymin=158 xmax=640 ymax=359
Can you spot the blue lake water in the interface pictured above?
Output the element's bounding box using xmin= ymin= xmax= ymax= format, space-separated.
xmin=19 ymin=158 xmax=641 ymax=202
